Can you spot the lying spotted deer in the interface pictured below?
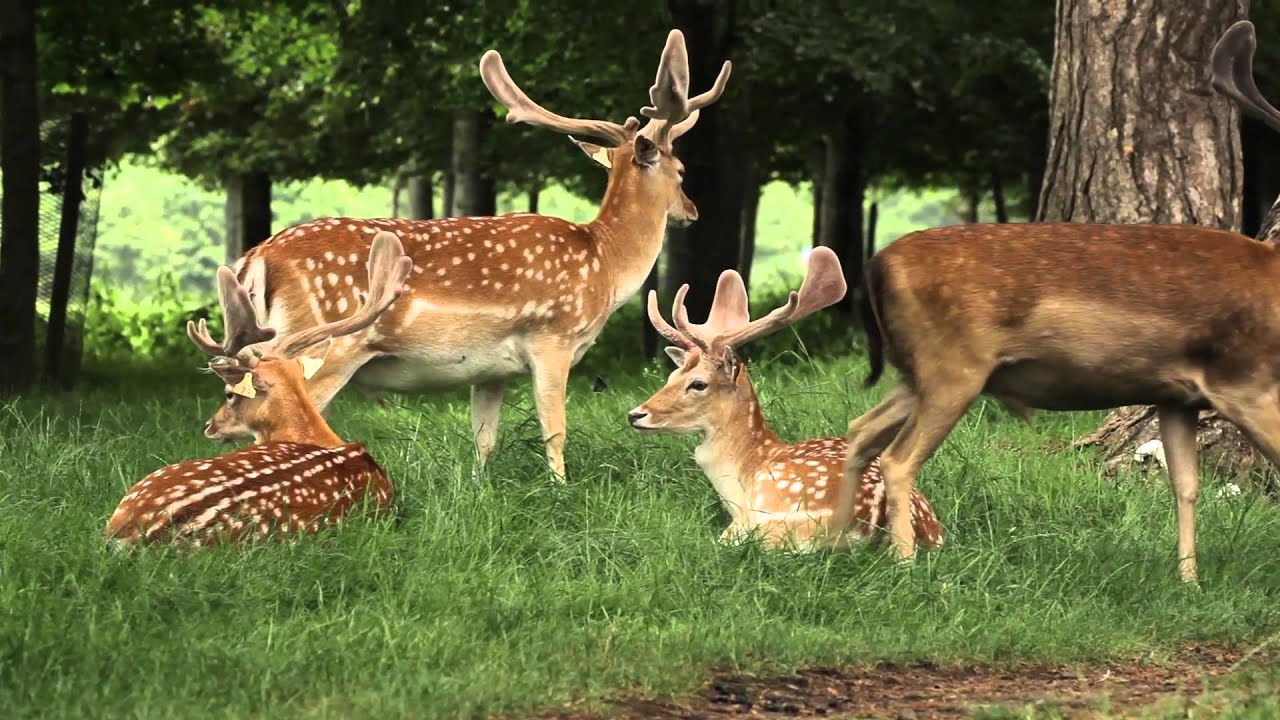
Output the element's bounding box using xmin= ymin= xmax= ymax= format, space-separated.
xmin=628 ymin=248 xmax=943 ymax=550
xmin=840 ymin=20 xmax=1280 ymax=583
xmin=210 ymin=30 xmax=731 ymax=480
xmin=105 ymin=232 xmax=411 ymax=545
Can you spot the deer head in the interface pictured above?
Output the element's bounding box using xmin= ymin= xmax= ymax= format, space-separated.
xmin=628 ymin=247 xmax=847 ymax=433
xmin=479 ymin=29 xmax=731 ymax=227
xmin=188 ymin=231 xmax=413 ymax=444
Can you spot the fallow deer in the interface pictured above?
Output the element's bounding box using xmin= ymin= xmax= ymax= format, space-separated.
xmin=628 ymin=248 xmax=943 ymax=550
xmin=207 ymin=30 xmax=731 ymax=480
xmin=105 ymin=232 xmax=412 ymax=545
xmin=840 ymin=20 xmax=1280 ymax=583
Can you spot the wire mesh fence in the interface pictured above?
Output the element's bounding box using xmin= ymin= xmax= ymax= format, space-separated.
xmin=0 ymin=113 xmax=105 ymax=386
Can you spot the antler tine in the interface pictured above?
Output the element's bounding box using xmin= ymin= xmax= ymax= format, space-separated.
xmin=479 ymin=50 xmax=634 ymax=146
xmin=667 ymin=269 xmax=752 ymax=355
xmin=1210 ymin=20 xmax=1280 ymax=133
xmin=647 ymin=289 xmax=696 ymax=350
xmin=639 ymin=27 xmax=732 ymax=147
xmin=186 ymin=266 xmax=276 ymax=358
xmin=273 ymin=232 xmax=414 ymax=359
xmin=710 ymin=247 xmax=848 ymax=352
xmin=670 ymin=284 xmax=710 ymax=352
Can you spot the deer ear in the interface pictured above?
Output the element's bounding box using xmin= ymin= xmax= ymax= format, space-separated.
xmin=296 ymin=338 xmax=332 ymax=380
xmin=632 ymin=134 xmax=660 ymax=167
xmin=572 ymin=138 xmax=612 ymax=168
xmin=722 ymin=347 xmax=743 ymax=382
xmin=663 ymin=346 xmax=688 ymax=366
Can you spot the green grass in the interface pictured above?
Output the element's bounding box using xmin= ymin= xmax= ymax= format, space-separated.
xmin=3 ymin=350 xmax=1280 ymax=719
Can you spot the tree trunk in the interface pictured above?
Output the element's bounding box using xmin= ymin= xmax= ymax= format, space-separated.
xmin=809 ymin=140 xmax=825 ymax=249
xmin=1037 ymin=0 xmax=1244 ymax=227
xmin=641 ymin=265 xmax=660 ymax=359
xmin=866 ymin=201 xmax=878 ymax=259
xmin=450 ymin=110 xmax=486 ymax=217
xmin=408 ymin=175 xmax=434 ymax=220
xmin=224 ymin=171 xmax=272 ymax=263
xmin=816 ymin=110 xmax=865 ymax=314
xmin=45 ymin=112 xmax=88 ymax=386
xmin=0 ymin=0 xmax=41 ymax=394
xmin=1025 ymin=110 xmax=1049 ymax=219
xmin=1041 ymin=0 xmax=1250 ymax=475
xmin=738 ymin=170 xmax=761 ymax=290
xmin=991 ymin=167 xmax=1009 ymax=223
xmin=442 ymin=171 xmax=456 ymax=218
xmin=658 ymin=0 xmax=741 ymax=321
xmin=528 ymin=184 xmax=540 ymax=214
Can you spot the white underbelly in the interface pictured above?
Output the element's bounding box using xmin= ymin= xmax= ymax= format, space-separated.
xmin=352 ymin=338 xmax=529 ymax=392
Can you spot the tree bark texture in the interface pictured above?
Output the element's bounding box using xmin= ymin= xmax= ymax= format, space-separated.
xmin=0 ymin=0 xmax=41 ymax=393
xmin=450 ymin=110 xmax=497 ymax=218
xmin=815 ymin=111 xmax=865 ymax=315
xmin=1037 ymin=0 xmax=1245 ymax=228
xmin=1044 ymin=0 xmax=1254 ymax=478
xmin=224 ymin=171 xmax=272 ymax=263
xmin=408 ymin=175 xmax=434 ymax=220
xmin=659 ymin=0 xmax=741 ymax=321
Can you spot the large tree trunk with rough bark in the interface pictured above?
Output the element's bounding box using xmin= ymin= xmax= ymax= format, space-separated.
xmin=815 ymin=110 xmax=866 ymax=315
xmin=224 ymin=171 xmax=273 ymax=263
xmin=1038 ymin=0 xmax=1250 ymax=476
xmin=0 ymin=0 xmax=40 ymax=394
xmin=408 ymin=175 xmax=434 ymax=220
xmin=449 ymin=110 xmax=496 ymax=217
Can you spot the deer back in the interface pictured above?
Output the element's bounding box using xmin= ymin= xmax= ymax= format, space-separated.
xmin=244 ymin=215 xmax=618 ymax=348
xmin=106 ymin=441 xmax=393 ymax=545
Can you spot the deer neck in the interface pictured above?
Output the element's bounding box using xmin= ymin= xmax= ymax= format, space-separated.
xmin=256 ymin=391 xmax=344 ymax=447
xmin=588 ymin=168 xmax=670 ymax=305
xmin=693 ymin=379 xmax=780 ymax=518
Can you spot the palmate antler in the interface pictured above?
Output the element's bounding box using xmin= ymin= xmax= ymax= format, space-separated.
xmin=647 ymin=247 xmax=848 ymax=359
xmin=1210 ymin=21 xmax=1280 ymax=132
xmin=190 ymin=232 xmax=414 ymax=367
xmin=479 ymin=29 xmax=731 ymax=149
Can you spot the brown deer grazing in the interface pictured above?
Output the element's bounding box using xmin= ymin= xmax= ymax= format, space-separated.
xmin=105 ymin=232 xmax=412 ymax=546
xmin=629 ymin=248 xmax=943 ymax=550
xmin=840 ymin=20 xmax=1279 ymax=583
xmin=207 ymin=30 xmax=731 ymax=480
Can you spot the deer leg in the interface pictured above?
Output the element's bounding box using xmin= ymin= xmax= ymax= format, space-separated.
xmin=835 ymin=385 xmax=916 ymax=536
xmin=529 ymin=347 xmax=572 ymax=482
xmin=1157 ymin=406 xmax=1201 ymax=583
xmin=470 ymin=380 xmax=506 ymax=470
xmin=877 ymin=384 xmax=979 ymax=562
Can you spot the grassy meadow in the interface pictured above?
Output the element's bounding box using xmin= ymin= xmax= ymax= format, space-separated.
xmin=5 ymin=347 xmax=1280 ymax=718
xmin=8 ymin=164 xmax=1280 ymax=717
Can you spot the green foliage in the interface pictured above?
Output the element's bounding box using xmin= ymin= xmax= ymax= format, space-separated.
xmin=4 ymin=354 xmax=1280 ymax=717
xmin=83 ymin=275 xmax=217 ymax=367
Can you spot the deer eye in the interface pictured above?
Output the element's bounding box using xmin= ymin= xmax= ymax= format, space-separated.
xmin=687 ymin=379 xmax=708 ymax=392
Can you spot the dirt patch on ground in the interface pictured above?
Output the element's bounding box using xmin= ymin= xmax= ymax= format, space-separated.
xmin=530 ymin=645 xmax=1253 ymax=719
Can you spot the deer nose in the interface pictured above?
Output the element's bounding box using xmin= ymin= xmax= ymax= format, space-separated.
xmin=627 ymin=409 xmax=649 ymax=427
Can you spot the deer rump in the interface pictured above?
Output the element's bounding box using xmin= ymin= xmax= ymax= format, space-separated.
xmin=860 ymin=222 xmax=1280 ymax=413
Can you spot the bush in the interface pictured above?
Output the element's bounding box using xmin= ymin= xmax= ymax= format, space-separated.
xmin=84 ymin=273 xmax=218 ymax=367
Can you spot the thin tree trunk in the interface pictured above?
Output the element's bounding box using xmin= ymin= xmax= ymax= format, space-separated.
xmin=45 ymin=112 xmax=88 ymax=386
xmin=809 ymin=140 xmax=825 ymax=249
xmin=962 ymin=185 xmax=980 ymax=223
xmin=450 ymin=110 xmax=485 ymax=217
xmin=408 ymin=175 xmax=434 ymax=220
xmin=442 ymin=171 xmax=455 ymax=218
xmin=528 ymin=184 xmax=540 ymax=214
xmin=1026 ymin=110 xmax=1049 ymax=219
xmin=641 ymin=265 xmax=660 ymax=359
xmin=991 ymin=167 xmax=1009 ymax=223
xmin=866 ymin=201 xmax=878 ymax=259
xmin=817 ymin=111 xmax=865 ymax=314
xmin=0 ymin=0 xmax=41 ymax=394
xmin=224 ymin=171 xmax=272 ymax=263
xmin=1241 ymin=116 xmax=1265 ymax=238
xmin=659 ymin=0 xmax=740 ymax=320
xmin=738 ymin=172 xmax=761 ymax=290
xmin=1041 ymin=0 xmax=1249 ymax=471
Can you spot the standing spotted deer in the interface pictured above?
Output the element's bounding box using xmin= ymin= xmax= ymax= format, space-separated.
xmin=210 ymin=30 xmax=731 ymax=480
xmin=628 ymin=248 xmax=943 ymax=550
xmin=841 ymin=20 xmax=1280 ymax=582
xmin=106 ymin=232 xmax=411 ymax=545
